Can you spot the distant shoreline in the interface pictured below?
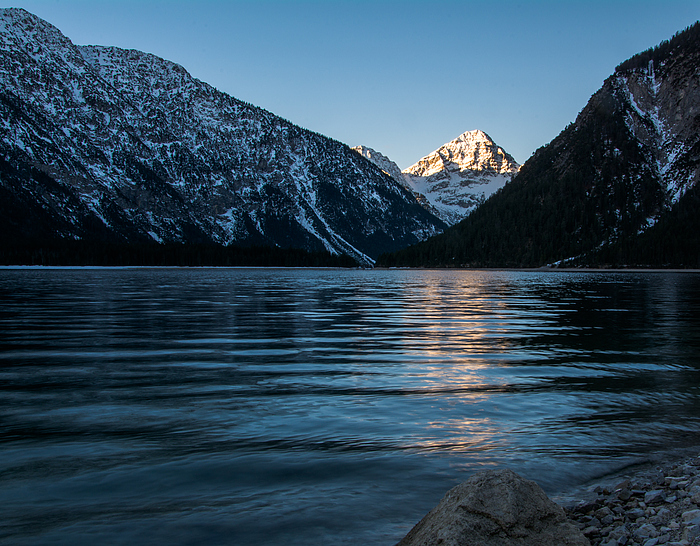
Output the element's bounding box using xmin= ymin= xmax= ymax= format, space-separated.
xmin=379 ymin=266 xmax=700 ymax=273
xmin=2 ymin=265 xmax=700 ymax=273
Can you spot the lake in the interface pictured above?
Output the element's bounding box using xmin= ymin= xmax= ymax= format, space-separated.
xmin=1 ymin=267 xmax=700 ymax=545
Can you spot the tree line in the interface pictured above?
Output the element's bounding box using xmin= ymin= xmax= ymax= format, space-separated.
xmin=0 ymin=240 xmax=359 ymax=268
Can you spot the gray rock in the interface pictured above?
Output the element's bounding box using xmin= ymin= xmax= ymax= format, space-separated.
xmin=608 ymin=524 xmax=630 ymax=541
xmin=683 ymin=523 xmax=700 ymax=542
xmin=596 ymin=506 xmax=614 ymax=519
xmin=601 ymin=514 xmax=615 ymax=525
xmin=396 ymin=469 xmax=589 ymax=546
xmin=627 ymin=508 xmax=647 ymax=520
xmin=634 ymin=523 xmax=659 ymax=540
xmin=645 ymin=490 xmax=666 ymax=505
xmin=653 ymin=508 xmax=672 ymax=524
xmin=617 ymin=488 xmax=632 ymax=501
xmin=615 ymin=480 xmax=632 ymax=491
xmin=574 ymin=500 xmax=601 ymax=514
xmin=582 ymin=525 xmax=599 ymax=538
xmin=670 ymin=479 xmax=689 ymax=491
xmin=681 ymin=509 xmax=700 ymax=523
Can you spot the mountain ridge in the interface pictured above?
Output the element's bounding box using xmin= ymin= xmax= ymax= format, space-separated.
xmin=0 ymin=8 xmax=445 ymax=265
xmin=355 ymin=130 xmax=520 ymax=225
xmin=378 ymin=21 xmax=700 ymax=268
xmin=402 ymin=129 xmax=520 ymax=225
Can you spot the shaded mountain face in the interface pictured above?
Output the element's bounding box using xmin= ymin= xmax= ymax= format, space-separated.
xmin=355 ymin=131 xmax=520 ymax=225
xmin=379 ymin=22 xmax=700 ymax=268
xmin=0 ymin=9 xmax=444 ymax=265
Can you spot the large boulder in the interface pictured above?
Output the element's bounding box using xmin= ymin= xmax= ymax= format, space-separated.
xmin=397 ymin=468 xmax=589 ymax=546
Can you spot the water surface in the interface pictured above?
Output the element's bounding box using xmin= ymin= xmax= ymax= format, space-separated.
xmin=2 ymin=268 xmax=700 ymax=545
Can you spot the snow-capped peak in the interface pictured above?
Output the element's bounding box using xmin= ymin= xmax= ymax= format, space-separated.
xmin=402 ymin=130 xmax=520 ymax=224
xmin=403 ymin=129 xmax=519 ymax=178
xmin=355 ymin=130 xmax=521 ymax=225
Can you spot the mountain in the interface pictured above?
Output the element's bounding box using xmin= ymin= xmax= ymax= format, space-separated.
xmin=402 ymin=130 xmax=520 ymax=225
xmin=0 ymin=8 xmax=445 ymax=266
xmin=378 ymin=22 xmax=700 ymax=268
xmin=352 ymin=145 xmax=406 ymax=185
xmin=352 ymin=144 xmax=438 ymax=215
xmin=355 ymin=131 xmax=520 ymax=225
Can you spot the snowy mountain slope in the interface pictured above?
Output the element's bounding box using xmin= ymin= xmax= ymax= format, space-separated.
xmin=352 ymin=146 xmax=405 ymax=184
xmin=0 ymin=8 xmax=444 ymax=264
xmin=612 ymin=56 xmax=700 ymax=212
xmin=352 ymin=144 xmax=438 ymax=214
xmin=354 ymin=131 xmax=520 ymax=225
xmin=402 ymin=130 xmax=520 ymax=225
xmin=379 ymin=22 xmax=700 ymax=268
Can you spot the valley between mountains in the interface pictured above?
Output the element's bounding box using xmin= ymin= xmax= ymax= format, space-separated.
xmin=1 ymin=8 xmax=699 ymax=268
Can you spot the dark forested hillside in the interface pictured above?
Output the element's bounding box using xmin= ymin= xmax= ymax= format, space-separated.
xmin=0 ymin=240 xmax=360 ymax=267
xmin=378 ymin=22 xmax=700 ymax=268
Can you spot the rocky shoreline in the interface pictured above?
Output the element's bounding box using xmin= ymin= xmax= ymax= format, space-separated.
xmin=564 ymin=453 xmax=700 ymax=546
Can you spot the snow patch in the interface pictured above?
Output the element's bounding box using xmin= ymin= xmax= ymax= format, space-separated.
xmin=147 ymin=231 xmax=163 ymax=243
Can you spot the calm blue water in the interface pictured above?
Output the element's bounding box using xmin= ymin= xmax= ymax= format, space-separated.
xmin=2 ymin=268 xmax=700 ymax=545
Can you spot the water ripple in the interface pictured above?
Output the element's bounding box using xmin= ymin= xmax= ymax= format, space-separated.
xmin=1 ymin=268 xmax=700 ymax=545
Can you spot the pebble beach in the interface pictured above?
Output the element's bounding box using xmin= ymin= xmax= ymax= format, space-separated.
xmin=564 ymin=453 xmax=700 ymax=546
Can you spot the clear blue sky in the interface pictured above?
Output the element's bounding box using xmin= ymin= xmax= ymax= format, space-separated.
xmin=5 ymin=0 xmax=700 ymax=168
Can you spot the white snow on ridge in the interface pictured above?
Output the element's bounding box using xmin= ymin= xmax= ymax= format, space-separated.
xmin=352 ymin=145 xmax=406 ymax=184
xmin=618 ymin=69 xmax=694 ymax=210
xmin=0 ymin=7 xmax=446 ymax=264
xmin=356 ymin=130 xmax=520 ymax=225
